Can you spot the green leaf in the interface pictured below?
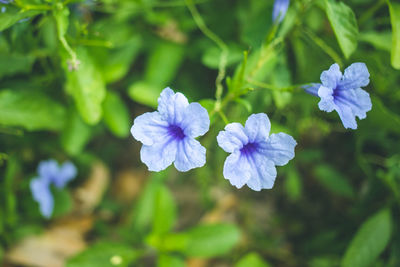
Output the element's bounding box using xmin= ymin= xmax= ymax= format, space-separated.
xmin=61 ymin=109 xmax=92 ymax=156
xmin=342 ymin=209 xmax=393 ymax=267
xmin=0 ymin=89 xmax=66 ymax=131
xmin=202 ymin=45 xmax=243 ymax=69
xmin=157 ymin=254 xmax=185 ymax=267
xmin=235 ymin=252 xmax=271 ymax=267
xmin=358 ymin=31 xmax=392 ymax=52
xmin=67 ymin=242 xmax=140 ymax=267
xmin=128 ymin=81 xmax=160 ymax=108
xmin=285 ymin=168 xmax=302 ymax=201
xmin=103 ymin=91 xmax=131 ymax=138
xmin=182 ymin=224 xmax=240 ymax=257
xmin=64 ymin=47 xmax=106 ymax=125
xmin=0 ymin=53 xmax=35 ymax=78
xmin=144 ymin=41 xmax=184 ymax=87
xmin=51 ymin=188 xmax=73 ymax=218
xmin=314 ymin=164 xmax=355 ymax=198
xmin=152 ymin=186 xmax=177 ymax=235
xmin=0 ymin=6 xmax=41 ymax=31
xmin=388 ymin=1 xmax=400 ymax=69
xmin=325 ymin=0 xmax=358 ymax=58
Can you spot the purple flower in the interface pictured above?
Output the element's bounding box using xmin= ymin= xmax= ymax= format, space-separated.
xmin=0 ymin=0 xmax=12 ymax=4
xmin=305 ymin=63 xmax=372 ymax=129
xmin=273 ymin=0 xmax=290 ymax=22
xmin=131 ymin=87 xmax=210 ymax=172
xmin=217 ymin=113 xmax=296 ymax=191
xmin=30 ymin=160 xmax=77 ymax=218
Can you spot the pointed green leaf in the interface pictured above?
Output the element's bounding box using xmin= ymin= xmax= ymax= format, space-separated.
xmin=103 ymin=91 xmax=131 ymax=138
xmin=342 ymin=209 xmax=392 ymax=267
xmin=325 ymin=0 xmax=358 ymax=58
xmin=388 ymin=1 xmax=400 ymax=69
xmin=0 ymin=6 xmax=41 ymax=31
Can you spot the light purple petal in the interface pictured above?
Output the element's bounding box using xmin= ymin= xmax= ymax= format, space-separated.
xmin=258 ymin=133 xmax=296 ymax=166
xmin=245 ymin=152 xmax=277 ymax=191
xmin=53 ymin=161 xmax=77 ymax=188
xmin=140 ymin=138 xmax=177 ymax=172
xmin=174 ymin=138 xmax=206 ymax=172
xmin=30 ymin=178 xmax=53 ymax=218
xmin=339 ymin=62 xmax=370 ymax=90
xmin=320 ymin=63 xmax=342 ymax=89
xmin=37 ymin=160 xmax=58 ymax=182
xmin=131 ymin=111 xmax=169 ymax=146
xmin=244 ymin=113 xmax=271 ymax=143
xmin=304 ymin=83 xmax=321 ymax=97
xmin=318 ymin=86 xmax=335 ymax=112
xmin=157 ymin=87 xmax=189 ymax=124
xmin=335 ymin=88 xmax=372 ymax=120
xmin=335 ymin=102 xmax=357 ymax=129
xmin=180 ymin=103 xmax=210 ymax=138
xmin=217 ymin=123 xmax=248 ymax=153
xmin=272 ymin=0 xmax=290 ymax=22
xmin=223 ymin=151 xmax=252 ymax=189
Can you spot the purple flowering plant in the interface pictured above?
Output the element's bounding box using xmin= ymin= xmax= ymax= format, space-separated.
xmin=305 ymin=63 xmax=372 ymax=129
xmin=30 ymin=159 xmax=77 ymax=218
xmin=131 ymin=87 xmax=210 ymax=172
xmin=272 ymin=0 xmax=290 ymax=22
xmin=217 ymin=113 xmax=296 ymax=191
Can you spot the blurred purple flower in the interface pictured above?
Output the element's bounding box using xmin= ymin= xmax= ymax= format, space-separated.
xmin=217 ymin=113 xmax=296 ymax=191
xmin=0 ymin=0 xmax=12 ymax=4
xmin=273 ymin=0 xmax=290 ymax=22
xmin=305 ymin=63 xmax=372 ymax=129
xmin=131 ymin=87 xmax=210 ymax=172
xmin=30 ymin=160 xmax=77 ymax=218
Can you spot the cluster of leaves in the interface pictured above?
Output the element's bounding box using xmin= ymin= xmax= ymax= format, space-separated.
xmin=0 ymin=0 xmax=400 ymax=266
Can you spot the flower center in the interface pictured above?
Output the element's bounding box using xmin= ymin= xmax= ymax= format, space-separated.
xmin=240 ymin=142 xmax=258 ymax=156
xmin=168 ymin=125 xmax=185 ymax=140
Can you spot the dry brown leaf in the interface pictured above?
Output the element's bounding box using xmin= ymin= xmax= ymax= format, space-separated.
xmin=112 ymin=169 xmax=147 ymax=204
xmin=74 ymin=162 xmax=110 ymax=214
xmin=5 ymin=216 xmax=93 ymax=267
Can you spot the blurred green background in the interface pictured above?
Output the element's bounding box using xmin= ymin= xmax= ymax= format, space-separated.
xmin=0 ymin=0 xmax=400 ymax=266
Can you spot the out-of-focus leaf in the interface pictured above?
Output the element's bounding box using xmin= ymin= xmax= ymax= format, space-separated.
xmin=51 ymin=188 xmax=72 ymax=218
xmin=358 ymin=31 xmax=392 ymax=52
xmin=145 ymin=41 xmax=184 ymax=87
xmin=158 ymin=254 xmax=185 ymax=267
xmin=0 ymin=89 xmax=66 ymax=131
xmin=0 ymin=6 xmax=40 ymax=31
xmin=102 ymin=91 xmax=131 ymax=138
xmin=0 ymin=53 xmax=35 ymax=78
xmin=285 ymin=168 xmax=302 ymax=201
xmin=388 ymin=1 xmax=400 ymax=69
xmin=152 ymin=186 xmax=177 ymax=235
xmin=61 ymin=109 xmax=92 ymax=156
xmin=235 ymin=252 xmax=271 ymax=267
xmin=314 ymin=164 xmax=355 ymax=198
xmin=128 ymin=81 xmax=160 ymax=108
xmin=325 ymin=0 xmax=358 ymax=58
xmin=364 ymin=97 xmax=400 ymax=134
xmin=342 ymin=209 xmax=392 ymax=267
xmin=181 ymin=224 xmax=240 ymax=257
xmin=3 ymin=156 xmax=18 ymax=226
xmin=94 ymin=36 xmax=141 ymax=83
xmin=64 ymin=47 xmax=106 ymax=125
xmin=67 ymin=242 xmax=139 ymax=267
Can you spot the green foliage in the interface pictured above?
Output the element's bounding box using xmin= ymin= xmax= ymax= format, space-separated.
xmin=67 ymin=242 xmax=140 ymax=267
xmin=342 ymin=209 xmax=393 ymax=267
xmin=325 ymin=0 xmax=359 ymax=59
xmin=0 ymin=89 xmax=66 ymax=131
xmin=387 ymin=0 xmax=400 ymax=69
xmin=235 ymin=252 xmax=271 ymax=267
xmin=0 ymin=0 xmax=399 ymax=266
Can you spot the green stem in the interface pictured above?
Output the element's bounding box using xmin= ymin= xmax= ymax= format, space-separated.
xmin=359 ymin=0 xmax=386 ymax=26
xmin=303 ymin=28 xmax=343 ymax=67
xmin=185 ymin=0 xmax=228 ymax=110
